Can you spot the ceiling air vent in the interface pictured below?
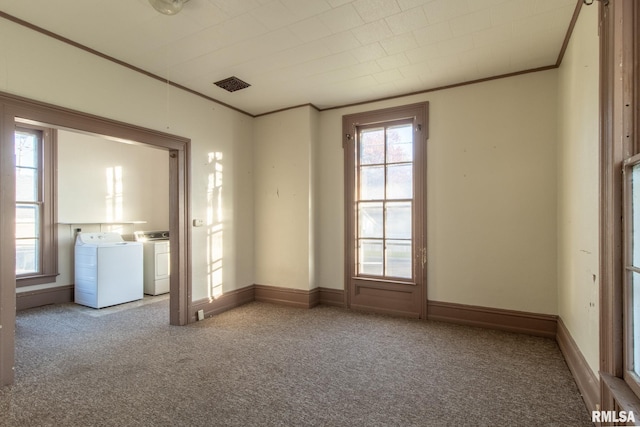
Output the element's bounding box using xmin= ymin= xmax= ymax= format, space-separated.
xmin=214 ymin=76 xmax=251 ymax=92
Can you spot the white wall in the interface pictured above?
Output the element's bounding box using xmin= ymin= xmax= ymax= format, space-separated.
xmin=253 ymin=107 xmax=315 ymax=290
xmin=557 ymin=5 xmax=600 ymax=376
xmin=316 ymin=71 xmax=559 ymax=315
xmin=1 ymin=17 xmax=255 ymax=301
xmin=57 ymin=130 xmax=169 ymax=228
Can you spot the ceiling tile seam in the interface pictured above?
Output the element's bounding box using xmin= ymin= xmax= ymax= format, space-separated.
xmin=162 ymin=27 xmax=303 ymax=81
xmin=186 ymin=28 xmax=361 ymax=83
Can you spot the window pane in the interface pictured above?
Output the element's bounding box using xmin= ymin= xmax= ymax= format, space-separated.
xmin=386 ymin=240 xmax=412 ymax=278
xmin=16 ymin=204 xmax=39 ymax=239
xmin=16 ymin=167 xmax=38 ymax=202
xmin=358 ymin=202 xmax=383 ymax=238
xmin=633 ymin=163 xmax=640 ymax=267
xmin=387 ymin=124 xmax=413 ymax=163
xmin=386 ymin=202 xmax=412 ymax=239
xmin=633 ymin=272 xmax=640 ymax=377
xmin=15 ymin=131 xmax=38 ymax=167
xmin=360 ymin=165 xmax=384 ymax=200
xmin=16 ymin=238 xmax=38 ymax=275
xmin=360 ymin=128 xmax=385 ymax=165
xmin=387 ymin=164 xmax=413 ymax=199
xmin=359 ymin=239 xmax=383 ymax=276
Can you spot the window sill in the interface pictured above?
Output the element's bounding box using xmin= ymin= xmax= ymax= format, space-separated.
xmin=16 ymin=273 xmax=59 ymax=287
xmin=601 ymin=372 xmax=640 ymax=415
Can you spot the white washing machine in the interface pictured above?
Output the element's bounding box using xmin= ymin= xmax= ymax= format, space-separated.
xmin=74 ymin=232 xmax=143 ymax=308
xmin=134 ymin=231 xmax=170 ymax=295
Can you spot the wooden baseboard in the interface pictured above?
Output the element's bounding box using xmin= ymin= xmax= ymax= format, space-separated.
xmin=318 ymin=287 xmax=345 ymax=307
xmin=191 ymin=285 xmax=255 ymax=322
xmin=427 ymin=300 xmax=558 ymax=338
xmin=556 ymin=317 xmax=600 ymax=412
xmin=16 ymin=285 xmax=74 ymax=311
xmin=14 ymin=283 xmax=344 ymax=317
xmin=254 ymin=285 xmax=348 ymax=309
xmin=254 ymin=284 xmax=320 ymax=308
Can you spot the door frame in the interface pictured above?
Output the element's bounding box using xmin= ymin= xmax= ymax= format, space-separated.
xmin=0 ymin=91 xmax=191 ymax=386
xmin=343 ymin=102 xmax=429 ymax=319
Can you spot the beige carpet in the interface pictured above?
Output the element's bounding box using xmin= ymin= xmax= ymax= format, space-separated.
xmin=0 ymin=298 xmax=592 ymax=426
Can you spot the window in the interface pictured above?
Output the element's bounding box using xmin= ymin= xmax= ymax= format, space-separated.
xmin=356 ymin=121 xmax=414 ymax=279
xmin=15 ymin=124 xmax=57 ymax=286
xmin=343 ymin=103 xmax=428 ymax=318
xmin=625 ymin=157 xmax=640 ymax=397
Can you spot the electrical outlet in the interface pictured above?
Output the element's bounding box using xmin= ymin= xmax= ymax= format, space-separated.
xmin=197 ymin=309 xmax=204 ymax=321
xmin=193 ymin=219 xmax=204 ymax=227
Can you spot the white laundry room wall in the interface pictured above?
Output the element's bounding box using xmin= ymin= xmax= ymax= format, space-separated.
xmin=57 ymin=129 xmax=169 ymax=230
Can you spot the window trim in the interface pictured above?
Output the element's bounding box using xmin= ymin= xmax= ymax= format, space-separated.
xmin=600 ymin=0 xmax=640 ymax=412
xmin=15 ymin=123 xmax=57 ymax=287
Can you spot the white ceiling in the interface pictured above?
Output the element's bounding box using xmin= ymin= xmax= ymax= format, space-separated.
xmin=0 ymin=0 xmax=578 ymax=116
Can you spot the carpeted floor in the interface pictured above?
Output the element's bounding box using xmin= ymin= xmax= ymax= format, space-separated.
xmin=0 ymin=298 xmax=592 ymax=426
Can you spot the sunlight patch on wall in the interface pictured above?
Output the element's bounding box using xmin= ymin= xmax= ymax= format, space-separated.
xmin=105 ymin=166 xmax=123 ymax=223
xmin=207 ymin=152 xmax=224 ymax=300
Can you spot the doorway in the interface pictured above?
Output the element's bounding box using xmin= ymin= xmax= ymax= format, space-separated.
xmin=0 ymin=91 xmax=191 ymax=386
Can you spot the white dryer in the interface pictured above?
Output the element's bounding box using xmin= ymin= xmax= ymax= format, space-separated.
xmin=134 ymin=231 xmax=170 ymax=295
xmin=74 ymin=232 xmax=143 ymax=308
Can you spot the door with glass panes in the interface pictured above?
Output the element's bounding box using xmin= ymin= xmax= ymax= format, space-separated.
xmin=343 ymin=103 xmax=427 ymax=318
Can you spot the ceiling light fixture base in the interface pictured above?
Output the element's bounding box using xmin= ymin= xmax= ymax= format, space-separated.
xmin=148 ymin=0 xmax=190 ymax=15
